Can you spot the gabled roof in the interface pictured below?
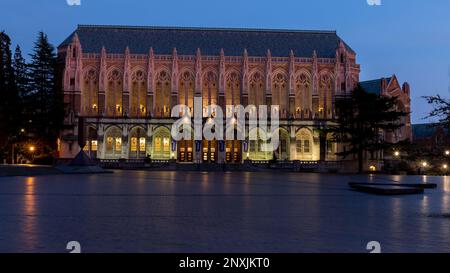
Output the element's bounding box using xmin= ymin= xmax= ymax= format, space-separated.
xmin=359 ymin=77 xmax=392 ymax=95
xmin=59 ymin=25 xmax=355 ymax=57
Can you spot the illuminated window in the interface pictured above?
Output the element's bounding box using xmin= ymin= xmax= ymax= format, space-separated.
xmin=296 ymin=140 xmax=302 ymax=153
xmin=57 ymin=138 xmax=61 ymax=152
xmin=106 ymin=137 xmax=113 ymax=151
xmin=83 ymin=140 xmax=89 ymax=151
xmin=155 ymin=137 xmax=162 ymax=152
xmin=303 ymin=140 xmax=310 ymax=153
xmin=296 ymin=129 xmax=313 ymax=159
xmin=91 ymin=140 xmax=98 ymax=151
xmin=163 ymin=138 xmax=170 ymax=152
xmin=115 ymin=137 xmax=122 ymax=152
xmin=131 ymin=137 xmax=138 ymax=152
xmin=139 ymin=137 xmax=146 ymax=152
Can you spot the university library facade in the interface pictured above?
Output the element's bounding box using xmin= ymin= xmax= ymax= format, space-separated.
xmin=58 ymin=25 xmax=411 ymax=170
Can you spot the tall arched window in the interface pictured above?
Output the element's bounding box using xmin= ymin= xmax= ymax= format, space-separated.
xmin=295 ymin=73 xmax=312 ymax=117
xmin=130 ymin=70 xmax=147 ymax=117
xmin=319 ymin=73 xmax=333 ymax=118
xmin=202 ymin=71 xmax=218 ymax=116
xmin=82 ymin=68 xmax=98 ymax=115
xmin=226 ymin=71 xmax=241 ymax=108
xmin=129 ymin=126 xmax=147 ymax=158
xmin=272 ymin=73 xmax=288 ymax=117
xmin=296 ymin=128 xmax=313 ymax=160
xmin=155 ymin=70 xmax=171 ymax=118
xmin=106 ymin=69 xmax=123 ymax=117
xmin=104 ymin=126 xmax=122 ymax=159
xmin=249 ymin=71 xmax=265 ymax=107
xmin=179 ymin=71 xmax=195 ymax=114
xmin=152 ymin=127 xmax=171 ymax=160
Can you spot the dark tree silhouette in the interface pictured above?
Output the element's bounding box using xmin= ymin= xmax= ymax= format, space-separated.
xmin=329 ymin=85 xmax=408 ymax=173
xmin=27 ymin=32 xmax=63 ymax=157
xmin=0 ymin=31 xmax=21 ymax=162
xmin=423 ymin=94 xmax=450 ymax=135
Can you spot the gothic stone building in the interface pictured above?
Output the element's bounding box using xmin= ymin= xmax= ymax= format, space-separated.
xmin=360 ymin=76 xmax=412 ymax=143
xmin=57 ymin=25 xmax=409 ymax=168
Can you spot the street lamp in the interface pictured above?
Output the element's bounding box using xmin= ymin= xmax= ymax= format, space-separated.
xmin=445 ymin=150 xmax=450 ymax=156
xmin=29 ymin=146 xmax=35 ymax=152
xmin=394 ymin=151 xmax=400 ymax=157
xmin=443 ymin=164 xmax=448 ymax=170
xmin=422 ymin=161 xmax=428 ymax=168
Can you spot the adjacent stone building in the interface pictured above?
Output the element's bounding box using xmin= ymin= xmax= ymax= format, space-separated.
xmin=360 ymin=75 xmax=412 ymax=143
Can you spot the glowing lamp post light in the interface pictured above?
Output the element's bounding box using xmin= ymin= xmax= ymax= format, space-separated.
xmin=28 ymin=145 xmax=36 ymax=163
xmin=421 ymin=161 xmax=428 ymax=168
xmin=445 ymin=150 xmax=450 ymax=156
xmin=394 ymin=151 xmax=400 ymax=158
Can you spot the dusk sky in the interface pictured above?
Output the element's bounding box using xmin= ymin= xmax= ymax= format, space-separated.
xmin=1 ymin=0 xmax=449 ymax=123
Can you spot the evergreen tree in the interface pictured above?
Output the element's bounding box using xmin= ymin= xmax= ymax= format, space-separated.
xmin=329 ymin=85 xmax=408 ymax=173
xmin=13 ymin=45 xmax=29 ymax=98
xmin=0 ymin=31 xmax=21 ymax=162
xmin=28 ymin=32 xmax=63 ymax=156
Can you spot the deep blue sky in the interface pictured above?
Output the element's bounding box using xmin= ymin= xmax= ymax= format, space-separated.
xmin=1 ymin=0 xmax=449 ymax=123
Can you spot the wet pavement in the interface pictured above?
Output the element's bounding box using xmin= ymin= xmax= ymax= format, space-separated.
xmin=0 ymin=171 xmax=449 ymax=253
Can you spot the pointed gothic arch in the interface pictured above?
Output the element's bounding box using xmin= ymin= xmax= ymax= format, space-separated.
xmin=151 ymin=126 xmax=171 ymax=159
xmin=318 ymin=70 xmax=334 ymax=118
xmin=271 ymin=71 xmax=288 ymax=118
xmin=295 ymin=128 xmax=314 ymax=160
xmin=294 ymin=70 xmax=312 ymax=117
xmin=248 ymin=70 xmax=265 ymax=108
xmin=81 ymin=66 xmax=99 ymax=115
xmin=178 ymin=69 xmax=195 ymax=113
xmin=225 ymin=69 xmax=241 ymax=108
xmin=130 ymin=68 xmax=147 ymax=117
xmin=202 ymin=70 xmax=219 ymax=116
xmin=106 ymin=67 xmax=123 ymax=117
xmin=154 ymin=68 xmax=171 ymax=118
xmin=129 ymin=125 xmax=147 ymax=158
xmin=104 ymin=125 xmax=122 ymax=159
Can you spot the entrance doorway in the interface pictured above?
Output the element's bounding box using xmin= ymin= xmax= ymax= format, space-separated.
xmin=202 ymin=140 xmax=217 ymax=163
xmin=225 ymin=140 xmax=241 ymax=163
xmin=178 ymin=140 xmax=193 ymax=162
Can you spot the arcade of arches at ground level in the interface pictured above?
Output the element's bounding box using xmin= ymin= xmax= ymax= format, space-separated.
xmin=74 ymin=124 xmax=338 ymax=163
